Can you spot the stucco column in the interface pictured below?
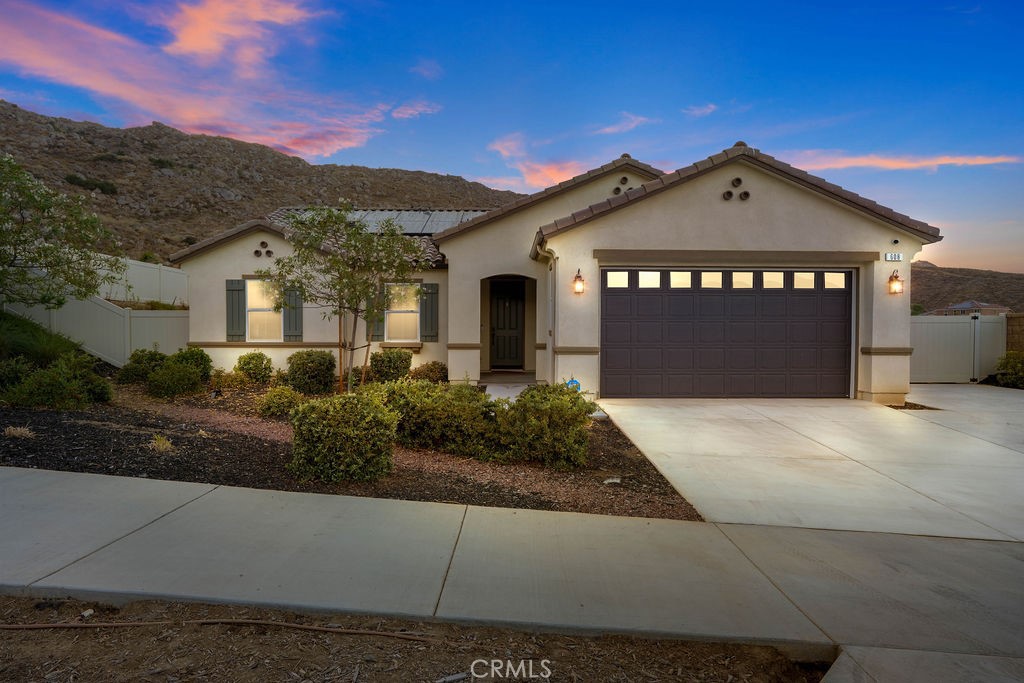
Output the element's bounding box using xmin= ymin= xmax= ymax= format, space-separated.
xmin=857 ymin=258 xmax=916 ymax=404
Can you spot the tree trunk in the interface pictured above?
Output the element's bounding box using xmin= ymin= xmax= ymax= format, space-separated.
xmin=337 ymin=315 xmax=345 ymax=394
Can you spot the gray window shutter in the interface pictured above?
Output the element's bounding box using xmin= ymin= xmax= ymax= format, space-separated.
xmin=283 ymin=288 xmax=303 ymax=341
xmin=420 ymin=283 xmax=439 ymax=342
xmin=369 ymin=315 xmax=385 ymax=341
xmin=226 ymin=279 xmax=245 ymax=341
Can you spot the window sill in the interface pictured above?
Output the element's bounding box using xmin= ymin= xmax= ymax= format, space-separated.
xmin=381 ymin=341 xmax=423 ymax=352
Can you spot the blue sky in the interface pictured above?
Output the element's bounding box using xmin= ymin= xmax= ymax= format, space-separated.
xmin=1 ymin=0 xmax=1021 ymax=271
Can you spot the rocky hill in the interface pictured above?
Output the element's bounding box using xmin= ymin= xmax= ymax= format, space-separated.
xmin=912 ymin=262 xmax=1023 ymax=314
xmin=0 ymin=100 xmax=521 ymax=260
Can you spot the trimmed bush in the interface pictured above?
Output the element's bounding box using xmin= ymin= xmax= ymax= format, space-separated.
xmin=361 ymin=380 xmax=496 ymax=458
xmin=146 ymin=361 xmax=202 ymax=398
xmin=117 ymin=348 xmax=167 ymax=384
xmin=370 ymin=348 xmax=413 ymax=382
xmin=0 ymin=356 xmax=33 ymax=391
xmin=258 ymin=385 xmax=306 ymax=418
xmin=2 ymin=353 xmax=110 ymax=409
xmin=493 ymin=384 xmax=597 ymax=468
xmin=408 ymin=360 xmax=449 ymax=383
xmin=234 ymin=351 xmax=273 ymax=384
xmin=289 ymin=394 xmax=397 ymax=482
xmin=169 ymin=347 xmax=212 ymax=383
xmin=286 ymin=350 xmax=336 ymax=395
xmin=995 ymin=351 xmax=1024 ymax=389
xmin=210 ymin=368 xmax=252 ymax=392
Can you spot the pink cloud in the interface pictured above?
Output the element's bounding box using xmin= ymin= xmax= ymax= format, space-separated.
xmin=682 ymin=103 xmax=718 ymax=117
xmin=161 ymin=0 xmax=314 ymax=78
xmin=594 ymin=112 xmax=655 ymax=135
xmin=485 ymin=132 xmax=587 ymax=189
xmin=0 ymin=1 xmax=386 ymax=159
xmin=391 ymin=100 xmax=442 ymax=119
xmin=472 ymin=175 xmax=533 ymax=193
xmin=788 ymin=149 xmax=1021 ymax=171
xmin=410 ymin=58 xmax=443 ymax=80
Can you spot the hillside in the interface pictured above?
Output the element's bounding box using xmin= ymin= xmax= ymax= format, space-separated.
xmin=912 ymin=262 xmax=1024 ymax=314
xmin=0 ymin=100 xmax=521 ymax=260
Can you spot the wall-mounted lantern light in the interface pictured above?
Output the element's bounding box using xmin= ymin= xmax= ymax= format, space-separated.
xmin=888 ymin=270 xmax=905 ymax=295
xmin=573 ymin=269 xmax=585 ymax=294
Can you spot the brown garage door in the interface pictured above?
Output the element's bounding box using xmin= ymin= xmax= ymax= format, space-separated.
xmin=601 ymin=269 xmax=852 ymax=398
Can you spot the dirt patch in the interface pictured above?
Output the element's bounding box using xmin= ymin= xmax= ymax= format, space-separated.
xmin=889 ymin=401 xmax=940 ymax=410
xmin=0 ymin=596 xmax=829 ymax=682
xmin=0 ymin=386 xmax=701 ymax=521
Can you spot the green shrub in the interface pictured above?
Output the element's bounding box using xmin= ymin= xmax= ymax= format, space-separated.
xmin=0 ymin=356 xmax=33 ymax=390
xmin=493 ymin=384 xmax=596 ymax=468
xmin=116 ymin=348 xmax=168 ymax=384
xmin=258 ymin=385 xmax=306 ymax=418
xmin=995 ymin=351 xmax=1024 ymax=389
xmin=234 ymin=351 xmax=273 ymax=384
xmin=286 ymin=350 xmax=336 ymax=394
xmin=407 ymin=360 xmax=449 ymax=383
xmin=370 ymin=348 xmax=413 ymax=382
xmin=2 ymin=353 xmax=110 ymax=409
xmin=289 ymin=394 xmax=397 ymax=482
xmin=169 ymin=346 xmax=212 ymax=383
xmin=363 ymin=380 xmax=497 ymax=458
xmin=146 ymin=361 xmax=202 ymax=398
xmin=210 ymin=368 xmax=252 ymax=392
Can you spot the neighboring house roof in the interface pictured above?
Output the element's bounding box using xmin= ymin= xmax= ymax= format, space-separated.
xmin=265 ymin=207 xmax=490 ymax=234
xmin=168 ymin=217 xmax=448 ymax=268
xmin=947 ymin=300 xmax=1006 ymax=310
xmin=432 ymin=154 xmax=663 ymax=243
xmin=532 ymin=142 xmax=943 ymax=254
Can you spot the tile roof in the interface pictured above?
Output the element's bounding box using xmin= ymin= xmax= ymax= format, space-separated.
xmin=169 ymin=215 xmax=448 ymax=268
xmin=432 ymin=154 xmax=664 ymax=243
xmin=534 ymin=142 xmax=943 ymax=248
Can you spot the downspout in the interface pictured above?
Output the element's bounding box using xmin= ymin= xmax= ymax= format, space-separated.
xmin=533 ymin=236 xmax=557 ymax=385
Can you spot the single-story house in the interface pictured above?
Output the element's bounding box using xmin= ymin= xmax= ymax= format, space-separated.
xmin=925 ymin=300 xmax=1012 ymax=316
xmin=169 ymin=142 xmax=942 ymax=404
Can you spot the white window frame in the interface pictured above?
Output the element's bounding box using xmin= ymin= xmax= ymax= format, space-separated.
xmin=246 ymin=279 xmax=283 ymax=342
xmin=384 ymin=282 xmax=420 ymax=343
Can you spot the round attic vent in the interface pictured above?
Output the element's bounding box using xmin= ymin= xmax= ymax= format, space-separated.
xmin=731 ymin=177 xmax=743 ymax=187
xmin=254 ymin=249 xmax=263 ymax=257
xmin=620 ymin=176 xmax=629 ymax=185
xmin=259 ymin=241 xmax=269 ymax=248
xmin=722 ymin=191 xmax=734 ymax=200
xmin=739 ymin=191 xmax=750 ymax=200
xmin=265 ymin=249 xmax=274 ymax=257
xmin=612 ymin=187 xmax=622 ymax=195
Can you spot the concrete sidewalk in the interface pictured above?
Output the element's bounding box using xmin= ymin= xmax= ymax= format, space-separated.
xmin=3 ymin=466 xmax=1024 ymax=681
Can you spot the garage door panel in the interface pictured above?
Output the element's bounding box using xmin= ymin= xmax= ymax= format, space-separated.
xmin=602 ymin=321 xmax=631 ymax=344
xmin=635 ymin=321 xmax=663 ymax=343
xmin=601 ymin=269 xmax=852 ymax=398
xmin=604 ymin=294 xmax=632 ymax=317
xmin=636 ymin=295 xmax=664 ymax=317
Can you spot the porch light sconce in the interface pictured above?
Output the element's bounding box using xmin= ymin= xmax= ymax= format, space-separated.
xmin=888 ymin=270 xmax=905 ymax=295
xmin=573 ymin=269 xmax=586 ymax=294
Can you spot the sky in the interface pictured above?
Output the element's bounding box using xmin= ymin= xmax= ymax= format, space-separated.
xmin=0 ymin=0 xmax=1021 ymax=272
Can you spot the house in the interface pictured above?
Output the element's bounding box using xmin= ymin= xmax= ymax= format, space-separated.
xmin=169 ymin=142 xmax=942 ymax=404
xmin=925 ymin=300 xmax=1012 ymax=316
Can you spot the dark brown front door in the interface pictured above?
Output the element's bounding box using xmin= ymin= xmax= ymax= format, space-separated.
xmin=490 ymin=279 xmax=525 ymax=369
xmin=601 ymin=269 xmax=852 ymax=398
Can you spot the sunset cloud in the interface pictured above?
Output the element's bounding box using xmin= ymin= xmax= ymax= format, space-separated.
xmin=594 ymin=112 xmax=655 ymax=135
xmin=486 ymin=132 xmax=587 ymax=189
xmin=391 ymin=100 xmax=442 ymax=119
xmin=788 ymin=149 xmax=1022 ymax=171
xmin=682 ymin=103 xmax=718 ymax=117
xmin=0 ymin=1 xmax=390 ymax=158
xmin=161 ymin=0 xmax=314 ymax=78
xmin=410 ymin=58 xmax=443 ymax=80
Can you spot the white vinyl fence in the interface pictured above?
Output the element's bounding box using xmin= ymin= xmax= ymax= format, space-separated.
xmin=910 ymin=315 xmax=1007 ymax=383
xmin=100 ymin=259 xmax=188 ymax=305
xmin=3 ymin=299 xmax=188 ymax=368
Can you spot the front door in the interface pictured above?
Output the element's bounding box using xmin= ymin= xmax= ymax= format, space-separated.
xmin=490 ymin=280 xmax=525 ymax=369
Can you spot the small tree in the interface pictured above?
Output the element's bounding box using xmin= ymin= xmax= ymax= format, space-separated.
xmin=256 ymin=203 xmax=426 ymax=392
xmin=0 ymin=154 xmax=125 ymax=308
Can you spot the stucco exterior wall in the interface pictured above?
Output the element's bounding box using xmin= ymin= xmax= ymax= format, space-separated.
xmin=439 ymin=169 xmax=652 ymax=382
xmin=543 ymin=161 xmax=926 ymax=402
xmin=179 ymin=227 xmax=448 ymax=374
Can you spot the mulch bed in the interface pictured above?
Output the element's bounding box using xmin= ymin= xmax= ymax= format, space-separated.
xmin=0 ymin=386 xmax=701 ymax=521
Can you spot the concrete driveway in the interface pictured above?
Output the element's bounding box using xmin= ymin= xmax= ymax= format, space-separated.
xmin=600 ymin=385 xmax=1024 ymax=540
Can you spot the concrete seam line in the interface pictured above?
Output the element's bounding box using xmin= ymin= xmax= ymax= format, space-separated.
xmin=713 ymin=523 xmax=836 ymax=646
xmin=433 ymin=505 xmax=468 ymax=617
xmin=26 ymin=485 xmax=221 ymax=587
